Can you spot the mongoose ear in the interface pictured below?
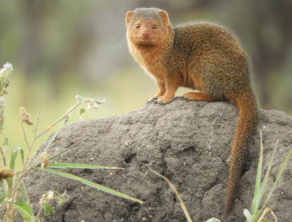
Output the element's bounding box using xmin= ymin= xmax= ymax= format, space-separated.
xmin=126 ymin=11 xmax=134 ymax=27
xmin=159 ymin=10 xmax=170 ymax=26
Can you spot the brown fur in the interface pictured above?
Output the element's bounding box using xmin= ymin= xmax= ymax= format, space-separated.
xmin=126 ymin=7 xmax=258 ymax=215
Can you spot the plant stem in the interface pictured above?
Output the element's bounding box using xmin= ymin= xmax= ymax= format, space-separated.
xmin=3 ymin=156 xmax=42 ymax=222
xmin=3 ymin=103 xmax=82 ymax=221
xmin=3 ymin=113 xmax=41 ymax=221
xmin=258 ymin=208 xmax=277 ymax=222
xmin=22 ymin=112 xmax=40 ymax=169
xmin=0 ymin=145 xmax=6 ymax=167
xmin=35 ymin=102 xmax=81 ymax=139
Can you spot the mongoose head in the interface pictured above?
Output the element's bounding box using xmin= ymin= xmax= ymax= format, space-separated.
xmin=126 ymin=8 xmax=172 ymax=46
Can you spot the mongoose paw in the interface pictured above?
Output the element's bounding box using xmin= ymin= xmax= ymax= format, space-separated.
xmin=181 ymin=96 xmax=191 ymax=101
xmin=156 ymin=96 xmax=173 ymax=104
xmin=183 ymin=92 xmax=197 ymax=101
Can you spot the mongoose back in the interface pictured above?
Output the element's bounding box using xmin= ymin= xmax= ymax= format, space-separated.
xmin=126 ymin=8 xmax=258 ymax=215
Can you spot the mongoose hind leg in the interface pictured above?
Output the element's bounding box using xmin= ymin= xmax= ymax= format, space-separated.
xmin=183 ymin=92 xmax=214 ymax=102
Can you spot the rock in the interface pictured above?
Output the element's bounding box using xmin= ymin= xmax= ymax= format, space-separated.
xmin=23 ymin=98 xmax=292 ymax=222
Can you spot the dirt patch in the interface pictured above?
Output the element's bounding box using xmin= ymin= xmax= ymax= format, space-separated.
xmin=23 ymin=98 xmax=292 ymax=221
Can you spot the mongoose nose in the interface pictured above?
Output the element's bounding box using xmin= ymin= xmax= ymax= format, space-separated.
xmin=142 ymin=32 xmax=149 ymax=38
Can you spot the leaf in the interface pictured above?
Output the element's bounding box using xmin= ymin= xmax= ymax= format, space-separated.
xmin=251 ymin=131 xmax=264 ymax=215
xmin=8 ymin=146 xmax=24 ymax=191
xmin=263 ymin=146 xmax=292 ymax=206
xmin=78 ymin=108 xmax=86 ymax=119
xmin=258 ymin=141 xmax=278 ymax=207
xmin=204 ymin=218 xmax=221 ymax=222
xmin=43 ymin=203 xmax=55 ymax=216
xmin=6 ymin=202 xmax=35 ymax=222
xmin=37 ymin=168 xmax=143 ymax=204
xmin=35 ymin=140 xmax=86 ymax=168
xmin=18 ymin=180 xmax=30 ymax=204
xmin=49 ymin=139 xmax=85 ymax=161
xmin=10 ymin=146 xmax=24 ymax=171
xmin=243 ymin=209 xmax=253 ymax=222
xmin=252 ymin=137 xmax=292 ymax=221
xmin=47 ymin=163 xmax=123 ymax=170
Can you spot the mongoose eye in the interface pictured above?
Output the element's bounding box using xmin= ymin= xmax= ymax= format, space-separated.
xmin=136 ymin=24 xmax=140 ymax=29
xmin=152 ymin=25 xmax=157 ymax=29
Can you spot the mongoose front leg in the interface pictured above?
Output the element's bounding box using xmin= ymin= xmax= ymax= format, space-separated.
xmin=149 ymin=81 xmax=166 ymax=102
xmin=183 ymin=92 xmax=215 ymax=102
xmin=156 ymin=78 xmax=181 ymax=104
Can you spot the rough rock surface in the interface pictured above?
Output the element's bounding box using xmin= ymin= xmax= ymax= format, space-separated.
xmin=23 ymin=98 xmax=292 ymax=222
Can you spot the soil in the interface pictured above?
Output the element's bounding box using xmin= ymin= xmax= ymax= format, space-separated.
xmin=22 ymin=97 xmax=292 ymax=222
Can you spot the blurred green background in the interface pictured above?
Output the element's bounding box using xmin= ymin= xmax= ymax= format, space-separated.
xmin=1 ymin=0 xmax=292 ymax=157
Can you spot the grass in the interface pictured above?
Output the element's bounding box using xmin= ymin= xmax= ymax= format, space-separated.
xmin=0 ymin=63 xmax=143 ymax=221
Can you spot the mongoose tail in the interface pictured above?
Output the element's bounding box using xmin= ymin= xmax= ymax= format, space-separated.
xmin=225 ymin=90 xmax=258 ymax=215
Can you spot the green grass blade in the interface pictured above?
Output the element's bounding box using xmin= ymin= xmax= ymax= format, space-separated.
xmin=258 ymin=141 xmax=278 ymax=204
xmin=17 ymin=182 xmax=26 ymax=204
xmin=251 ymin=130 xmax=264 ymax=215
xmin=35 ymin=139 xmax=85 ymax=168
xmin=43 ymin=119 xmax=68 ymax=153
xmin=37 ymin=168 xmax=143 ymax=204
xmin=18 ymin=180 xmax=30 ymax=204
xmin=7 ymin=147 xmax=24 ymax=193
xmin=10 ymin=146 xmax=24 ymax=171
xmin=5 ymin=202 xmax=35 ymax=222
xmin=253 ymin=146 xmax=292 ymax=220
xmin=262 ymin=146 xmax=292 ymax=209
xmin=49 ymin=139 xmax=85 ymax=161
xmin=47 ymin=163 xmax=123 ymax=169
xmin=252 ymin=140 xmax=278 ymax=221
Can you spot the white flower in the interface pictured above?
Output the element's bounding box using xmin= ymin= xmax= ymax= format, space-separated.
xmin=3 ymin=63 xmax=11 ymax=69
xmin=0 ymin=63 xmax=13 ymax=77
xmin=47 ymin=191 xmax=54 ymax=200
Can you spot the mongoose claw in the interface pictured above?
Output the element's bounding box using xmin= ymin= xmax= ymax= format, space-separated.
xmin=147 ymin=97 xmax=158 ymax=104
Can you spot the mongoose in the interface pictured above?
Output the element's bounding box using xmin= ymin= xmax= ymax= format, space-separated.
xmin=126 ymin=8 xmax=258 ymax=215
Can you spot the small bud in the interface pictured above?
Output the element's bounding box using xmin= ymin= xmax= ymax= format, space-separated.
xmin=40 ymin=153 xmax=50 ymax=168
xmin=0 ymin=167 xmax=14 ymax=179
xmin=86 ymin=99 xmax=99 ymax=111
xmin=47 ymin=191 xmax=54 ymax=200
xmin=18 ymin=107 xmax=33 ymax=125
xmin=78 ymin=108 xmax=86 ymax=119
xmin=87 ymin=102 xmax=94 ymax=111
